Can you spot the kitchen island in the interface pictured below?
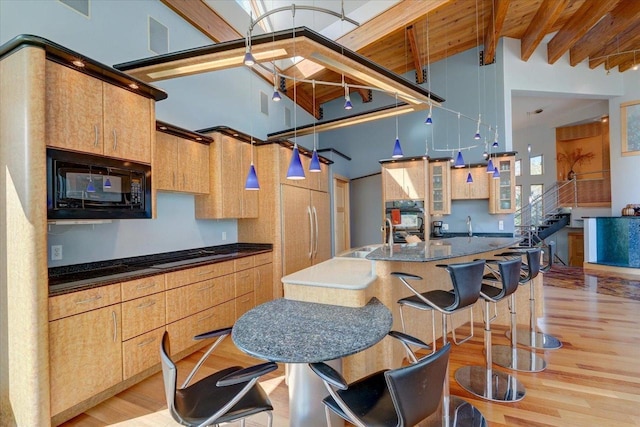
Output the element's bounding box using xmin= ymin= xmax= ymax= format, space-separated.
xmin=282 ymin=236 xmax=544 ymax=382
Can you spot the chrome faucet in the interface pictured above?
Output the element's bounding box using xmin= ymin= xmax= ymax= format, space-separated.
xmin=384 ymin=218 xmax=394 ymax=251
xmin=466 ymin=216 xmax=472 ymax=237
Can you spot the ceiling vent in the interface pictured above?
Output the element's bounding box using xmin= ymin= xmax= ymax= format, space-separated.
xmin=260 ymin=91 xmax=269 ymax=116
xmin=149 ymin=17 xmax=168 ymax=55
xmin=284 ymin=107 xmax=292 ymax=128
xmin=58 ymin=0 xmax=89 ymax=17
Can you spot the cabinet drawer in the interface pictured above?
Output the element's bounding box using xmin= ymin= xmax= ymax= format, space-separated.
xmin=122 ymin=327 xmax=164 ymax=379
xmin=234 ymin=256 xmax=254 ymax=272
xmin=166 ymin=300 xmax=235 ymax=356
xmin=165 ymin=276 xmax=234 ymax=323
xmin=121 ymin=293 xmax=166 ymax=340
xmin=165 ymin=261 xmax=234 ymax=290
xmin=254 ymin=252 xmax=273 ymax=266
xmin=49 ymin=283 xmax=121 ymax=321
xmin=235 ymin=292 xmax=255 ymax=320
xmin=121 ymin=274 xmax=165 ymax=301
xmin=235 ymin=270 xmax=253 ymax=297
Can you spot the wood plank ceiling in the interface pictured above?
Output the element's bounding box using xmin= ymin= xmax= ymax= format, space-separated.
xmin=161 ymin=0 xmax=640 ymax=118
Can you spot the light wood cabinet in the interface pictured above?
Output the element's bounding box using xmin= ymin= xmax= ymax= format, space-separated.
xmin=121 ymin=292 xmax=165 ymax=341
xmin=382 ymin=160 xmax=426 ymax=201
xmin=45 ymin=60 xmax=152 ymax=163
xmin=489 ymin=156 xmax=516 ymax=214
xmin=282 ymin=185 xmax=331 ymax=275
xmin=254 ymin=262 xmax=273 ymax=306
xmin=428 ymin=160 xmax=451 ymax=215
xmin=122 ymin=327 xmax=164 ymax=380
xmin=195 ymin=133 xmax=258 ymax=219
xmin=451 ymin=166 xmax=489 ymax=200
xmin=49 ymin=304 xmax=122 ymax=416
xmin=154 ymin=131 xmax=209 ymax=193
xmin=165 ymin=276 xmax=235 ymax=324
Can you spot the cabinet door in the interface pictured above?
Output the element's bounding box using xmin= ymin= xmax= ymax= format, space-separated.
xmin=220 ymin=135 xmax=243 ymax=217
xmin=240 ymin=142 xmax=258 ymax=217
xmin=450 ymin=168 xmax=469 ymax=200
xmin=282 ymin=184 xmax=312 ymax=275
xmin=429 ymin=162 xmax=451 ymax=215
xmin=235 ymin=292 xmax=255 ymax=320
xmin=49 ymin=305 xmax=122 ymax=416
xmin=46 ymin=60 xmax=103 ymax=154
xmin=489 ymin=157 xmax=516 ymax=214
xmin=382 ymin=163 xmax=405 ymax=201
xmin=154 ymin=132 xmax=178 ymax=191
xmin=254 ymin=263 xmax=273 ymax=306
xmin=179 ymin=138 xmax=210 ymax=194
xmin=121 ymin=293 xmax=165 ymax=341
xmin=311 ymin=190 xmax=331 ymax=264
xmin=403 ymin=161 xmax=426 ymax=199
xmin=469 ymin=167 xmax=489 ymax=199
xmin=103 ymin=83 xmax=151 ymax=163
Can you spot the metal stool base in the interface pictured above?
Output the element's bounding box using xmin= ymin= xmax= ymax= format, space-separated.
xmin=422 ymin=396 xmax=488 ymax=427
xmin=455 ymin=366 xmax=525 ymax=402
xmin=492 ymin=344 xmax=546 ymax=372
xmin=506 ymin=328 xmax=562 ymax=350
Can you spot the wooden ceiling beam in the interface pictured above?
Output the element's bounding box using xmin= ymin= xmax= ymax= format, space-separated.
xmin=520 ymin=0 xmax=568 ymax=61
xmin=406 ymin=25 xmax=424 ymax=83
xmin=617 ymin=53 xmax=639 ymax=72
xmin=547 ymin=0 xmax=619 ymax=65
xmin=484 ymin=0 xmax=511 ymax=65
xmin=569 ymin=0 xmax=640 ymax=66
xmin=589 ymin=20 xmax=640 ymax=69
xmin=159 ymin=0 xmax=241 ymax=42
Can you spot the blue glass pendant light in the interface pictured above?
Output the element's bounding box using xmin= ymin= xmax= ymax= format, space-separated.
xmin=309 ymin=82 xmax=321 ymax=173
xmin=286 ymin=144 xmax=305 ymax=180
xmin=310 ymin=150 xmax=321 ymax=172
xmin=425 ymin=104 xmax=433 ymax=124
xmin=454 ymin=151 xmax=465 ymax=168
xmin=245 ymin=163 xmax=260 ymax=190
xmin=104 ymin=177 xmax=112 ymax=188
xmin=86 ymin=178 xmax=96 ymax=193
xmin=493 ymin=166 xmax=501 ymax=179
xmin=392 ymin=138 xmax=403 ymax=158
xmin=272 ymin=71 xmax=281 ymax=101
xmin=466 ymin=172 xmax=473 ymax=183
xmin=486 ymin=158 xmax=495 ymax=173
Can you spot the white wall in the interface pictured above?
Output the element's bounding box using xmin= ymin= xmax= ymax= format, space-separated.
xmin=0 ymin=0 xmax=312 ymax=266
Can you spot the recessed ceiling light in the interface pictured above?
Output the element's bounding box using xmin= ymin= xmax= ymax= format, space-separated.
xmin=128 ymin=83 xmax=139 ymax=89
xmin=72 ymin=59 xmax=85 ymax=67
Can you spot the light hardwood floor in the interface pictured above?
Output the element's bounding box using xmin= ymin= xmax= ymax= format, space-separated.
xmin=61 ymin=266 xmax=640 ymax=426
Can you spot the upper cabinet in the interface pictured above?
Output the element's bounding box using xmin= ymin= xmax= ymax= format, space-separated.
xmin=451 ymin=166 xmax=489 ymax=200
xmin=381 ymin=159 xmax=426 ymax=201
xmin=154 ymin=130 xmax=209 ymax=194
xmin=195 ymin=132 xmax=258 ymax=219
xmin=428 ymin=159 xmax=451 ymax=215
xmin=45 ymin=60 xmax=153 ymax=164
xmin=489 ymin=155 xmax=516 ymax=214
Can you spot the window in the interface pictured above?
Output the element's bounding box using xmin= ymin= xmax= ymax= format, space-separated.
xmin=515 ymin=159 xmax=521 ymax=177
xmin=530 ymin=155 xmax=543 ymax=175
xmin=515 ymin=185 xmax=522 ymax=226
xmin=530 ymin=184 xmax=544 ymax=225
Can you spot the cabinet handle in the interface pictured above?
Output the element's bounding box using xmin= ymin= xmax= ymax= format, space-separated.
xmin=307 ymin=206 xmax=313 ymax=259
xmin=94 ymin=124 xmax=99 ymax=147
xmin=197 ymin=270 xmax=213 ymax=276
xmin=75 ymin=295 xmax=101 ymax=305
xmin=313 ymin=206 xmax=319 ymax=258
xmin=112 ymin=129 xmax=117 ymax=151
xmin=198 ymin=313 xmax=215 ymax=322
xmin=136 ymin=300 xmax=156 ymax=309
xmin=136 ymin=281 xmax=157 ymax=290
xmin=197 ymin=283 xmax=215 ymax=291
xmin=257 ymin=270 xmax=261 ymax=283
xmin=137 ymin=337 xmax=156 ymax=348
xmin=240 ymin=297 xmax=251 ymax=303
xmin=112 ymin=311 xmax=117 ymax=342
xmin=183 ymin=173 xmax=186 ymax=188
xmin=172 ymin=171 xmax=176 ymax=187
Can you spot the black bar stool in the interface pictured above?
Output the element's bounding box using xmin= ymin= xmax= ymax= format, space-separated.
xmin=507 ymin=242 xmax=562 ymax=350
xmin=393 ymin=259 xmax=488 ymax=427
xmin=454 ymin=258 xmax=526 ymax=402
xmin=491 ymin=247 xmax=546 ymax=372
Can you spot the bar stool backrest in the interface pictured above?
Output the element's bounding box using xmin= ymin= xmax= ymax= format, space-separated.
xmin=540 ymin=241 xmax=556 ymax=273
xmin=521 ymin=247 xmax=542 ymax=283
xmin=498 ymin=258 xmax=523 ymax=298
xmin=447 ymin=260 xmax=486 ymax=310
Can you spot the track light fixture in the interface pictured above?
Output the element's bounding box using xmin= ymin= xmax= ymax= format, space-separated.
xmin=344 ymin=84 xmax=352 ymax=110
xmin=474 ymin=114 xmax=481 ymax=140
xmin=425 ymin=103 xmax=433 ymax=124
xmin=272 ymin=72 xmax=281 ymax=102
xmin=391 ymin=93 xmax=403 ymax=158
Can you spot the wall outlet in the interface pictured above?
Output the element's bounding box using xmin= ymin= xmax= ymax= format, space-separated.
xmin=442 ymin=223 xmax=449 ymax=231
xmin=222 ymin=231 xmax=227 ymax=241
xmin=51 ymin=245 xmax=63 ymax=261
xmin=498 ymin=220 xmax=504 ymax=230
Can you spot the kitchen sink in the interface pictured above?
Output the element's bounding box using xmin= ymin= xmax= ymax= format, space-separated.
xmin=337 ymin=244 xmax=381 ymax=258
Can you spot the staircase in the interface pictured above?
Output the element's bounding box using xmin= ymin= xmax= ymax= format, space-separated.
xmin=515 ymin=180 xmax=575 ymax=247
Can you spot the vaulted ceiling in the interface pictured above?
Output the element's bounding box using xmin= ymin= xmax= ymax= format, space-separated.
xmin=161 ymin=0 xmax=640 ymax=118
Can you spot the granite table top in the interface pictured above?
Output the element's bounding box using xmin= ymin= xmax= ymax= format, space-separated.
xmin=232 ymin=297 xmax=392 ymax=363
xmin=366 ymin=236 xmax=522 ymax=262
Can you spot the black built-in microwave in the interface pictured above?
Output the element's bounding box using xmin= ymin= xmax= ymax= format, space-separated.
xmin=46 ymin=148 xmax=151 ymax=219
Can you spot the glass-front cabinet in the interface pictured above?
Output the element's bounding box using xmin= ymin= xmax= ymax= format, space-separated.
xmin=428 ymin=159 xmax=451 ymax=215
xmin=489 ymin=154 xmax=516 ymax=214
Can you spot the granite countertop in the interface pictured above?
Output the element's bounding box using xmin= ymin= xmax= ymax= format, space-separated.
xmin=48 ymin=243 xmax=272 ymax=296
xmin=281 ymin=257 xmax=376 ymax=290
xmin=232 ymin=297 xmax=392 ymax=363
xmin=367 ymin=236 xmax=522 ymax=262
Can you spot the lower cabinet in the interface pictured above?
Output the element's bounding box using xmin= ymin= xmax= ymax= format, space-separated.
xmin=49 ymin=297 xmax=122 ymax=416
